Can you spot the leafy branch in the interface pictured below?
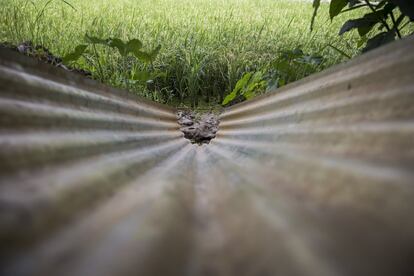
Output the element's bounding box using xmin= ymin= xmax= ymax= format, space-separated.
xmin=311 ymin=0 xmax=414 ymax=52
xmin=63 ymin=34 xmax=162 ymax=88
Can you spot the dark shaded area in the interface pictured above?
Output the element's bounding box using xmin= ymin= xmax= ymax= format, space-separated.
xmin=391 ymin=0 xmax=414 ymax=21
xmin=177 ymin=110 xmax=220 ymax=145
xmin=0 ymin=41 xmax=92 ymax=77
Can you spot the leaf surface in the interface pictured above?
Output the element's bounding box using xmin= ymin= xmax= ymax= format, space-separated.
xmin=62 ymin=44 xmax=88 ymax=63
xmin=330 ymin=0 xmax=348 ymax=20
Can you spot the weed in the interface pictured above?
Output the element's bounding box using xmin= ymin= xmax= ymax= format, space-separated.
xmin=1 ymin=0 xmax=379 ymax=106
xmin=311 ymin=0 xmax=414 ymax=52
xmin=63 ymin=34 xmax=162 ymax=90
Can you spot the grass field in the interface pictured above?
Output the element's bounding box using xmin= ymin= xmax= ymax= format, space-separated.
xmin=0 ymin=0 xmax=363 ymax=107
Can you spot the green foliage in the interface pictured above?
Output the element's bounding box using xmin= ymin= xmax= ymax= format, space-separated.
xmin=1 ymin=0 xmax=370 ymax=106
xmin=312 ymin=0 xmax=414 ymax=52
xmin=62 ymin=44 xmax=87 ymax=63
xmin=222 ymin=47 xmax=323 ymax=106
xmin=65 ymin=34 xmax=160 ymax=63
xmin=267 ymin=48 xmax=323 ymax=90
xmin=330 ymin=0 xmax=348 ymax=20
xmin=222 ymin=72 xmax=267 ymax=106
xmin=63 ymin=34 xmax=162 ymax=88
xmin=362 ymin=30 xmax=395 ymax=52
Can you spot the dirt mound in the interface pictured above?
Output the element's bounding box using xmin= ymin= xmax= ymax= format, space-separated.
xmin=177 ymin=110 xmax=220 ymax=145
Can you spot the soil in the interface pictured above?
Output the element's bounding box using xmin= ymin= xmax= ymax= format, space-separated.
xmin=177 ymin=110 xmax=220 ymax=145
xmin=0 ymin=41 xmax=92 ymax=77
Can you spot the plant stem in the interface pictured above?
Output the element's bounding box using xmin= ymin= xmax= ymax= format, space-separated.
xmin=328 ymin=43 xmax=351 ymax=59
xmin=390 ymin=12 xmax=402 ymax=38
xmin=364 ymin=0 xmax=391 ymax=32
xmin=92 ymin=44 xmax=104 ymax=81
xmin=123 ymin=57 xmax=129 ymax=90
xmin=341 ymin=4 xmax=368 ymax=14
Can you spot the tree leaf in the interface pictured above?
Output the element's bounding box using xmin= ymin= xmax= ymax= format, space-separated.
xmin=62 ymin=44 xmax=88 ymax=63
xmin=107 ymin=38 xmax=127 ymax=56
xmin=234 ymin=72 xmax=253 ymax=94
xmin=358 ymin=10 xmax=391 ymax=36
xmin=330 ymin=0 xmax=348 ymax=20
xmin=133 ymin=51 xmax=151 ymax=63
xmin=125 ymin=39 xmax=143 ymax=53
xmin=132 ymin=45 xmax=160 ymax=63
xmin=358 ymin=22 xmax=376 ymax=36
xmin=362 ymin=31 xmax=395 ymax=53
xmin=340 ymin=10 xmax=388 ymax=36
xmin=247 ymin=72 xmax=263 ymax=88
xmin=222 ymin=72 xmax=252 ymax=106
xmin=383 ymin=3 xmax=397 ymax=15
xmin=339 ymin=18 xmax=365 ymax=35
xmin=222 ymin=90 xmax=237 ymax=105
xmin=244 ymin=90 xmax=255 ymax=100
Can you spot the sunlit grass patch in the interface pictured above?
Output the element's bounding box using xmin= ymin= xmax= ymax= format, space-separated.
xmin=0 ymin=0 xmax=363 ymax=106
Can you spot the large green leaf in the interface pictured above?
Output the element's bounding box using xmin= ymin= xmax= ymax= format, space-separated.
xmin=330 ymin=0 xmax=348 ymax=20
xmin=362 ymin=31 xmax=395 ymax=52
xmin=339 ymin=6 xmax=394 ymax=37
xmin=125 ymin=39 xmax=143 ymax=53
xmin=107 ymin=38 xmax=127 ymax=56
xmin=133 ymin=45 xmax=161 ymax=63
xmin=358 ymin=17 xmax=377 ymax=36
xmin=234 ymin=72 xmax=253 ymax=94
xmin=358 ymin=9 xmax=393 ymax=36
xmin=245 ymin=72 xmax=263 ymax=92
xmin=243 ymin=72 xmax=266 ymax=100
xmin=62 ymin=44 xmax=88 ymax=63
xmin=222 ymin=72 xmax=252 ymax=105
xmin=222 ymin=91 xmax=237 ymax=106
xmin=339 ymin=16 xmax=377 ymax=36
xmin=133 ymin=51 xmax=151 ymax=63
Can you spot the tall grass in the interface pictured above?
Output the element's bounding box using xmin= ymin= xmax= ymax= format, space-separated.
xmin=0 ymin=0 xmax=362 ymax=106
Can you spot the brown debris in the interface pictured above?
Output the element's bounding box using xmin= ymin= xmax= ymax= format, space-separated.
xmin=177 ymin=110 xmax=220 ymax=145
